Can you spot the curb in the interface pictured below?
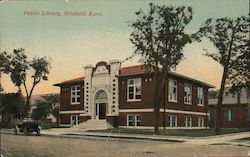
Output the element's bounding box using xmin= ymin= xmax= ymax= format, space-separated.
xmin=64 ymin=133 xmax=184 ymax=143
xmin=0 ymin=130 xmax=183 ymax=143
xmin=1 ymin=129 xmax=249 ymax=144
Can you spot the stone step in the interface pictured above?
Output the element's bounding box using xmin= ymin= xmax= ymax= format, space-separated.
xmin=73 ymin=119 xmax=112 ymax=130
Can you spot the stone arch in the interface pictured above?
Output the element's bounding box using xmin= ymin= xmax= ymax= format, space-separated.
xmin=92 ymin=88 xmax=110 ymax=119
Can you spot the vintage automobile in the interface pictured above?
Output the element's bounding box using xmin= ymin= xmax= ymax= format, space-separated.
xmin=14 ymin=120 xmax=41 ymax=135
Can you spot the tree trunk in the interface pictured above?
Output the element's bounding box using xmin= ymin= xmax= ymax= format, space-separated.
xmin=23 ymin=96 xmax=31 ymax=118
xmin=215 ymin=27 xmax=236 ymax=133
xmin=163 ymin=77 xmax=166 ymax=130
xmin=153 ymin=71 xmax=165 ymax=135
xmin=215 ymin=68 xmax=227 ymax=133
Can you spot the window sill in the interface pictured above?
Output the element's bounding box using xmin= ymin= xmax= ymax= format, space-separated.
xmin=168 ymin=100 xmax=178 ymax=103
xmin=197 ymin=104 xmax=204 ymax=107
xmin=184 ymin=102 xmax=192 ymax=105
xmin=127 ymin=99 xmax=141 ymax=102
xmin=71 ymin=103 xmax=80 ymax=105
xmin=127 ymin=125 xmax=140 ymax=127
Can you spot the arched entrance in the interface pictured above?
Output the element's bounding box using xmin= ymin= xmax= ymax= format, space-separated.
xmin=95 ymin=90 xmax=108 ymax=119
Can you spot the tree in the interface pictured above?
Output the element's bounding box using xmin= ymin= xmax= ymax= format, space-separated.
xmin=0 ymin=52 xmax=11 ymax=92
xmin=42 ymin=94 xmax=60 ymax=124
xmin=228 ymin=42 xmax=250 ymax=94
xmin=51 ymin=106 xmax=59 ymax=124
xmin=0 ymin=92 xmax=24 ymax=124
xmin=31 ymin=101 xmax=51 ymax=121
xmin=0 ymin=51 xmax=10 ymax=72
xmin=1 ymin=48 xmax=51 ymax=118
xmin=129 ymin=3 xmax=194 ymax=134
xmin=197 ymin=16 xmax=249 ymax=133
xmin=31 ymin=94 xmax=59 ymax=123
xmin=208 ymin=90 xmax=219 ymax=99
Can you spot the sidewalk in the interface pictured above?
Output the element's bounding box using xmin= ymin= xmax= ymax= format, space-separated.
xmin=44 ymin=128 xmax=250 ymax=146
xmin=41 ymin=128 xmax=184 ymax=143
xmin=1 ymin=128 xmax=249 ymax=146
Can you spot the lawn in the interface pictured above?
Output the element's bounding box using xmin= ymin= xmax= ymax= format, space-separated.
xmin=233 ymin=137 xmax=250 ymax=142
xmin=88 ymin=128 xmax=249 ymax=137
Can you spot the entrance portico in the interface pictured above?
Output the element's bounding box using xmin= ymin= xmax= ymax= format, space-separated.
xmin=95 ymin=90 xmax=108 ymax=120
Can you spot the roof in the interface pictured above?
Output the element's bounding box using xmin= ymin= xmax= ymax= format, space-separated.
xmin=120 ymin=65 xmax=145 ymax=76
xmin=54 ymin=77 xmax=85 ymax=86
xmin=119 ymin=65 xmax=215 ymax=88
xmin=209 ymin=87 xmax=249 ymax=105
xmin=54 ymin=65 xmax=215 ymax=88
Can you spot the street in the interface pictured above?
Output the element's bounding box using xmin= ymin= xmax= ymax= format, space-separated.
xmin=1 ymin=133 xmax=249 ymax=157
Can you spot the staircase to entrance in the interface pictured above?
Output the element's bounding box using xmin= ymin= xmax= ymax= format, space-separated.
xmin=73 ymin=119 xmax=112 ymax=130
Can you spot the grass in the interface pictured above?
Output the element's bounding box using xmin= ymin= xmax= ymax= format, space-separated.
xmin=3 ymin=150 xmax=54 ymax=157
xmin=233 ymin=137 xmax=250 ymax=142
xmin=210 ymin=143 xmax=231 ymax=145
xmin=88 ymin=128 xmax=249 ymax=137
xmin=40 ymin=123 xmax=69 ymax=129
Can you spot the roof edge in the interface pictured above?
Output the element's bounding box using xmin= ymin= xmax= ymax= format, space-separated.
xmin=118 ymin=71 xmax=215 ymax=88
xmin=54 ymin=77 xmax=85 ymax=87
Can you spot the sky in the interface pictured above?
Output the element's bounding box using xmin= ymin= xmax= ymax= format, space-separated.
xmin=0 ymin=0 xmax=249 ymax=95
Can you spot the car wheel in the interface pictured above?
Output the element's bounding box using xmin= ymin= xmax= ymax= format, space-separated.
xmin=23 ymin=128 xmax=29 ymax=136
xmin=14 ymin=127 xmax=18 ymax=135
xmin=36 ymin=129 xmax=41 ymax=136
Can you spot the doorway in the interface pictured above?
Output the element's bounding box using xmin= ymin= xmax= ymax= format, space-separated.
xmin=95 ymin=90 xmax=108 ymax=120
xmin=96 ymin=103 xmax=107 ymax=119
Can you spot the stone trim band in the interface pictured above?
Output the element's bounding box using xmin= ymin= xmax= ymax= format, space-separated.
xmin=119 ymin=109 xmax=207 ymax=116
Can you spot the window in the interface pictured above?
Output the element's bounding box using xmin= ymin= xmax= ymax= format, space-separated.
xmin=224 ymin=109 xmax=235 ymax=122
xmin=128 ymin=115 xmax=135 ymax=126
xmin=185 ymin=116 xmax=192 ymax=127
xmin=209 ymin=109 xmax=216 ymax=121
xmin=168 ymin=115 xmax=177 ymax=127
xmin=168 ymin=79 xmax=177 ymax=102
xmin=184 ymin=84 xmax=192 ymax=104
xmin=70 ymin=115 xmax=80 ymax=125
xmin=127 ymin=78 xmax=141 ymax=101
xmin=198 ymin=117 xmax=204 ymax=127
xmin=136 ymin=115 xmax=141 ymax=126
xmin=245 ymin=106 xmax=250 ymax=121
xmin=197 ymin=87 xmax=204 ymax=106
xmin=71 ymin=85 xmax=80 ymax=104
xmin=127 ymin=114 xmax=141 ymax=126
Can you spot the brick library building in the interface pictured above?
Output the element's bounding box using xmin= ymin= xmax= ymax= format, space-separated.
xmin=54 ymin=60 xmax=214 ymax=129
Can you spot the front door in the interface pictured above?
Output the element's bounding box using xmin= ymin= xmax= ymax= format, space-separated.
xmin=99 ymin=103 xmax=106 ymax=119
xmin=95 ymin=90 xmax=108 ymax=119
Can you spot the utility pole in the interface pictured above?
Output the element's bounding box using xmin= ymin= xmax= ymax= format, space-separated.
xmin=0 ymin=72 xmax=3 ymax=94
xmin=0 ymin=31 xmax=2 ymax=94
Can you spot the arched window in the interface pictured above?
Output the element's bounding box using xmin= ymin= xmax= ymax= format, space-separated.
xmin=95 ymin=90 xmax=108 ymax=101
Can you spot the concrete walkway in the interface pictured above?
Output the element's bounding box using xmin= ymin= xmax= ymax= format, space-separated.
xmin=2 ymin=128 xmax=249 ymax=146
xmin=184 ymin=131 xmax=249 ymax=146
xmin=41 ymin=128 xmax=250 ymax=146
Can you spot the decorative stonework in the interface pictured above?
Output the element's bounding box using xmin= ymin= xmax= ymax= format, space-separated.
xmin=94 ymin=65 xmax=109 ymax=76
xmin=84 ymin=60 xmax=121 ymax=119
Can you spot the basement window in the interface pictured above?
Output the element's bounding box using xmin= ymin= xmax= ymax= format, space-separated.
xmin=168 ymin=115 xmax=177 ymax=127
xmin=198 ymin=117 xmax=204 ymax=127
xmin=184 ymin=116 xmax=192 ymax=127
xmin=224 ymin=108 xmax=235 ymax=122
xmin=127 ymin=114 xmax=141 ymax=126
